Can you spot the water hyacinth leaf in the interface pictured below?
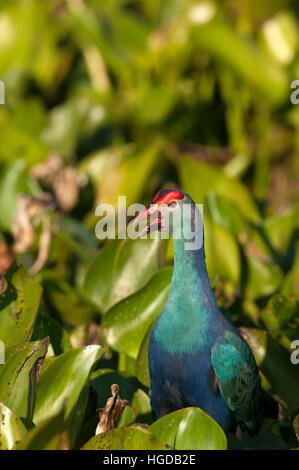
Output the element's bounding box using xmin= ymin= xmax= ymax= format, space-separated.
xmin=116 ymin=405 xmax=136 ymax=428
xmin=259 ymin=212 xmax=295 ymax=258
xmin=136 ymin=323 xmax=153 ymax=387
xmin=0 ymin=161 xmax=38 ymax=231
xmin=102 ymin=267 xmax=172 ymax=358
xmin=13 ymin=411 xmax=66 ymax=450
xmin=31 ymin=311 xmax=72 ymax=355
xmin=83 ymin=238 xmax=164 ymax=314
xmin=93 ymin=143 xmax=163 ymax=209
xmin=0 ymin=403 xmax=28 ymax=450
xmin=260 ymin=295 xmax=299 ymax=342
xmin=0 ymin=264 xmax=42 ymax=347
xmin=33 ymin=346 xmax=103 ymax=426
xmin=42 ymin=277 xmax=95 ymax=327
xmin=190 ymin=19 xmax=288 ymax=105
xmin=0 ymin=111 xmax=48 ymax=170
xmin=149 ymin=407 xmax=227 ymax=450
xmin=179 ymin=157 xmax=260 ymax=223
xmin=131 ymin=389 xmax=152 ymax=424
xmin=57 ymin=216 xmax=98 ymax=264
xmin=0 ymin=338 xmax=49 ymax=425
xmin=81 ymin=425 xmax=167 ymax=450
xmin=241 ymin=328 xmax=299 ymax=414
xmin=206 ymin=192 xmax=246 ymax=237
xmin=205 ymin=218 xmax=240 ymax=284
xmin=244 ymin=257 xmax=283 ymax=299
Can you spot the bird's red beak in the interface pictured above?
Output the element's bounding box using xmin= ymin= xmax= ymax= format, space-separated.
xmin=132 ymin=203 xmax=162 ymax=238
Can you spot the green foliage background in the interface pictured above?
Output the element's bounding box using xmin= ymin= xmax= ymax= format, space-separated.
xmin=0 ymin=0 xmax=298 ymax=450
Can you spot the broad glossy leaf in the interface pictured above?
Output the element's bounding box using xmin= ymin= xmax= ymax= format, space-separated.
xmin=206 ymin=192 xmax=246 ymax=237
xmin=117 ymin=405 xmax=136 ymax=428
xmin=31 ymin=311 xmax=72 ymax=355
xmin=257 ymin=212 xmax=295 ymax=258
xmin=14 ymin=411 xmax=67 ymax=450
xmin=81 ymin=425 xmax=166 ymax=450
xmin=57 ymin=216 xmax=98 ymax=264
xmin=33 ymin=346 xmax=103 ymax=428
xmin=191 ymin=19 xmax=288 ymax=105
xmin=136 ymin=323 xmax=153 ymax=387
xmin=102 ymin=267 xmax=172 ymax=358
xmin=0 ymin=111 xmax=48 ymax=170
xmin=241 ymin=328 xmax=299 ymax=414
xmin=131 ymin=389 xmax=152 ymax=424
xmin=0 ymin=338 xmax=48 ymax=425
xmin=0 ymin=161 xmax=38 ymax=231
xmin=149 ymin=407 xmax=227 ymax=450
xmin=0 ymin=264 xmax=42 ymax=347
xmin=118 ymin=352 xmax=137 ymax=375
xmin=205 ymin=218 xmax=240 ymax=284
xmin=42 ymin=277 xmax=95 ymax=327
xmin=244 ymin=257 xmax=282 ymax=299
xmin=179 ymin=157 xmax=260 ymax=223
xmin=83 ymin=238 xmax=164 ymax=314
xmin=261 ymin=295 xmax=299 ymax=342
xmin=0 ymin=403 xmax=28 ymax=450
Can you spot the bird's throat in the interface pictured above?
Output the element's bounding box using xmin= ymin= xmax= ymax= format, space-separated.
xmin=153 ymin=234 xmax=219 ymax=354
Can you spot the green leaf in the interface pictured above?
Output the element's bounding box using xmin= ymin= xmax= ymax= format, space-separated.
xmin=13 ymin=411 xmax=66 ymax=450
xmin=244 ymin=257 xmax=283 ymax=299
xmin=0 ymin=403 xmax=28 ymax=450
xmin=241 ymin=328 xmax=299 ymax=415
xmin=0 ymin=338 xmax=49 ymax=426
xmin=191 ymin=19 xmax=288 ymax=105
xmin=205 ymin=218 xmax=240 ymax=284
xmin=42 ymin=277 xmax=95 ymax=327
xmin=81 ymin=425 xmax=166 ymax=450
xmin=136 ymin=323 xmax=153 ymax=387
xmin=261 ymin=295 xmax=299 ymax=342
xmin=0 ymin=264 xmax=42 ymax=348
xmin=131 ymin=389 xmax=152 ymax=424
xmin=31 ymin=311 xmax=72 ymax=356
xmin=83 ymin=238 xmax=164 ymax=315
xmin=149 ymin=407 xmax=227 ymax=450
xmin=103 ymin=267 xmax=172 ymax=358
xmin=33 ymin=346 xmax=103 ymax=443
xmin=0 ymin=161 xmax=38 ymax=231
xmin=179 ymin=157 xmax=260 ymax=223
xmin=206 ymin=192 xmax=247 ymax=237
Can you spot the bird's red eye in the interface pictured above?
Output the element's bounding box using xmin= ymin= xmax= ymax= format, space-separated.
xmin=168 ymin=201 xmax=177 ymax=208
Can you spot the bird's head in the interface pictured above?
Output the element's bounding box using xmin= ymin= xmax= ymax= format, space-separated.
xmin=132 ymin=189 xmax=203 ymax=249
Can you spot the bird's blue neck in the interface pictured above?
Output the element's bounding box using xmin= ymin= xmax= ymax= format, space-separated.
xmin=153 ymin=231 xmax=220 ymax=354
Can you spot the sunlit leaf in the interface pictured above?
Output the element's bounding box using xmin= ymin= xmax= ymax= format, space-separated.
xmin=83 ymin=238 xmax=164 ymax=314
xmin=0 ymin=403 xmax=28 ymax=450
xmin=149 ymin=407 xmax=227 ymax=450
xmin=0 ymin=264 xmax=42 ymax=348
xmin=102 ymin=267 xmax=172 ymax=358
xmin=0 ymin=338 xmax=48 ymax=426
xmin=81 ymin=425 xmax=166 ymax=450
